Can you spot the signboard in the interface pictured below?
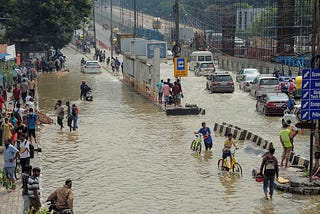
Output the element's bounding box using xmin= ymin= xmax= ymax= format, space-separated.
xmin=174 ymin=57 xmax=188 ymax=77
xmin=146 ymin=42 xmax=166 ymax=59
xmin=301 ymin=68 xmax=320 ymax=120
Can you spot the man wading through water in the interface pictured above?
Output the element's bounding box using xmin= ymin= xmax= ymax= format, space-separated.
xmin=66 ymin=101 xmax=73 ymax=132
xmin=55 ymin=100 xmax=64 ymax=130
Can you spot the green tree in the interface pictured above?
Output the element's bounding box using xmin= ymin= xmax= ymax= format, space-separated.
xmin=1 ymin=0 xmax=92 ymax=51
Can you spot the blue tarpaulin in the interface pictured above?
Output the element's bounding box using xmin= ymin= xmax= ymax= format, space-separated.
xmin=0 ymin=53 xmax=9 ymax=60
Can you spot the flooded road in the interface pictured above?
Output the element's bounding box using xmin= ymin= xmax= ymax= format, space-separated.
xmin=37 ymin=47 xmax=319 ymax=214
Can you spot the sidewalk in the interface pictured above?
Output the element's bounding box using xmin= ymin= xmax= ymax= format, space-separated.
xmin=0 ymin=71 xmax=42 ymax=213
xmin=0 ymin=146 xmax=42 ymax=214
xmin=274 ymin=166 xmax=320 ymax=195
xmin=0 ymin=172 xmax=23 ymax=214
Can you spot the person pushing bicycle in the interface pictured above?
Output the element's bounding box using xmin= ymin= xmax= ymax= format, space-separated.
xmin=197 ymin=122 xmax=213 ymax=151
xmin=222 ymin=133 xmax=238 ymax=169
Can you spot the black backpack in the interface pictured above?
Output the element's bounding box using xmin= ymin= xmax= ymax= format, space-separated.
xmin=13 ymin=109 xmax=22 ymax=121
xmin=29 ymin=144 xmax=35 ymax=158
xmin=264 ymin=157 xmax=276 ymax=177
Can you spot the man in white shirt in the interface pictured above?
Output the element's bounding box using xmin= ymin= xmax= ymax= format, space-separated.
xmin=13 ymin=103 xmax=25 ymax=122
xmin=19 ymin=134 xmax=31 ymax=173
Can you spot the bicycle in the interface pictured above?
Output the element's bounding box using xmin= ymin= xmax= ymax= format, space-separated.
xmin=218 ymin=149 xmax=242 ymax=175
xmin=15 ymin=158 xmax=22 ymax=180
xmin=190 ymin=133 xmax=202 ymax=154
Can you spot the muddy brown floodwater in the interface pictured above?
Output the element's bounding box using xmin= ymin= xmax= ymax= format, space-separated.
xmin=37 ymin=47 xmax=319 ymax=214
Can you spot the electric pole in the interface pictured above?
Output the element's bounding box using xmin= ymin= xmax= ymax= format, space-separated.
xmin=172 ymin=0 xmax=181 ymax=57
xmin=110 ymin=0 xmax=113 ymax=59
xmin=175 ymin=0 xmax=179 ymax=46
xmin=312 ymin=0 xmax=320 ymax=172
xmin=134 ymin=0 xmax=137 ymax=38
xmin=93 ymin=1 xmax=96 ymax=49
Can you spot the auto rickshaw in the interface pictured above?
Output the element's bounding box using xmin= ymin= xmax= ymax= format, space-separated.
xmin=295 ymin=75 xmax=302 ymax=98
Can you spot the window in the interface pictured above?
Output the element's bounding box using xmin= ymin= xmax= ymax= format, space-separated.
xmin=205 ymin=56 xmax=212 ymax=61
xmin=214 ymin=75 xmax=232 ymax=82
xmin=198 ymin=56 xmax=205 ymax=61
xmin=260 ymin=79 xmax=279 ymax=85
xmin=200 ymin=63 xmax=214 ymax=68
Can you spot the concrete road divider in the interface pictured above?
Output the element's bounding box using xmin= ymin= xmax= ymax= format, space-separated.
xmin=213 ymin=122 xmax=273 ymax=150
xmin=215 ymin=122 xmax=310 ymax=169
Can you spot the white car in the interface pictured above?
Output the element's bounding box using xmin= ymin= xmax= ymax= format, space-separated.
xmin=250 ymin=75 xmax=281 ymax=97
xmin=166 ymin=50 xmax=173 ymax=60
xmin=239 ymin=75 xmax=257 ymax=92
xmin=194 ymin=62 xmax=215 ymax=76
xmin=282 ymin=104 xmax=301 ymax=126
xmin=236 ymin=68 xmax=260 ymax=82
xmin=81 ymin=61 xmax=102 ymax=74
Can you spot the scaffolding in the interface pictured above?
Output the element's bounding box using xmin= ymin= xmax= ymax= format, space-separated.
xmin=182 ymin=0 xmax=314 ymax=64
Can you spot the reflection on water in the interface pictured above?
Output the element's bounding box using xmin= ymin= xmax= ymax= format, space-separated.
xmin=36 ymin=47 xmax=320 ymax=214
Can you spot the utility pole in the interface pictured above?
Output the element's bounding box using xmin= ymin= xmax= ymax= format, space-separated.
xmin=110 ymin=0 xmax=113 ymax=59
xmin=134 ymin=0 xmax=137 ymax=38
xmin=312 ymin=0 xmax=320 ymax=173
xmin=93 ymin=0 xmax=97 ymax=49
xmin=172 ymin=0 xmax=181 ymax=57
xmin=174 ymin=0 xmax=179 ymax=46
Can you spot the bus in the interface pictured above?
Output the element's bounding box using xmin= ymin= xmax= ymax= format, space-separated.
xmin=189 ymin=51 xmax=214 ymax=71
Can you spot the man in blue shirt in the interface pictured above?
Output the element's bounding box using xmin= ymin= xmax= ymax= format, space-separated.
xmin=287 ymin=94 xmax=296 ymax=111
xmin=198 ymin=122 xmax=213 ymax=151
xmin=3 ymin=139 xmax=19 ymax=190
xmin=26 ymin=108 xmax=39 ymax=146
xmin=156 ymin=79 xmax=163 ymax=104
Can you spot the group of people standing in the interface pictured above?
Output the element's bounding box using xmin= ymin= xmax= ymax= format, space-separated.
xmin=157 ymin=78 xmax=183 ymax=109
xmin=94 ymin=48 xmax=106 ymax=63
xmin=55 ymin=100 xmax=79 ymax=132
xmin=258 ymin=120 xmax=299 ymax=200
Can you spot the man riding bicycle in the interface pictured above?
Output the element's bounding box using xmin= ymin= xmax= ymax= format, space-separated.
xmin=47 ymin=179 xmax=74 ymax=213
xmin=197 ymin=122 xmax=213 ymax=151
xmin=222 ymin=133 xmax=238 ymax=168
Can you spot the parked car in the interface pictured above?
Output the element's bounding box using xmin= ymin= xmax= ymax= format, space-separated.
xmin=81 ymin=61 xmax=102 ymax=74
xmin=236 ymin=68 xmax=260 ymax=82
xmin=166 ymin=50 xmax=173 ymax=60
xmin=206 ymin=72 xmax=234 ymax=93
xmin=194 ymin=62 xmax=215 ymax=76
xmin=250 ymin=75 xmax=281 ymax=97
xmin=256 ymin=93 xmax=288 ymax=116
xmin=239 ymin=75 xmax=257 ymax=92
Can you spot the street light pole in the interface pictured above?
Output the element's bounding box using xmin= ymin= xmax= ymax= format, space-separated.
xmin=110 ymin=0 xmax=113 ymax=59
xmin=134 ymin=0 xmax=137 ymax=38
xmin=93 ymin=0 xmax=97 ymax=49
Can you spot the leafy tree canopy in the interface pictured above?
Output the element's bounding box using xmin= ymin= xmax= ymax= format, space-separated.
xmin=0 ymin=0 xmax=92 ymax=51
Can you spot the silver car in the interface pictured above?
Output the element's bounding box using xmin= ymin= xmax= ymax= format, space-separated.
xmin=81 ymin=61 xmax=102 ymax=74
xmin=250 ymin=75 xmax=281 ymax=97
xmin=239 ymin=75 xmax=257 ymax=92
xmin=206 ymin=72 xmax=234 ymax=93
xmin=236 ymin=68 xmax=260 ymax=82
xmin=194 ymin=62 xmax=215 ymax=76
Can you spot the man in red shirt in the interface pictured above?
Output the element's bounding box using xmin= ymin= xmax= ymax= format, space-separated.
xmin=172 ymin=81 xmax=182 ymax=107
xmin=13 ymin=84 xmax=21 ymax=107
xmin=161 ymin=82 xmax=170 ymax=109
xmin=0 ymin=93 xmax=6 ymax=119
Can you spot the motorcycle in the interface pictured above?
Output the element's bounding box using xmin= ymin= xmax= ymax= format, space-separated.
xmin=47 ymin=201 xmax=73 ymax=214
xmin=85 ymin=90 xmax=93 ymax=101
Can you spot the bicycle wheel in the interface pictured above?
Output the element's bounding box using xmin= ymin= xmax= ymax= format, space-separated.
xmin=15 ymin=162 xmax=22 ymax=180
xmin=190 ymin=140 xmax=201 ymax=154
xmin=196 ymin=143 xmax=201 ymax=154
xmin=190 ymin=140 xmax=196 ymax=150
xmin=232 ymin=162 xmax=242 ymax=175
xmin=218 ymin=159 xmax=224 ymax=170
